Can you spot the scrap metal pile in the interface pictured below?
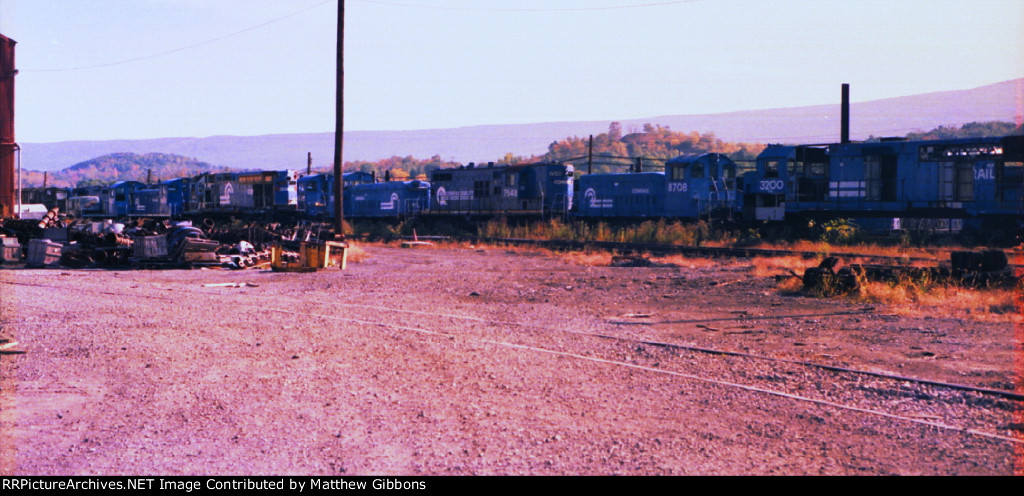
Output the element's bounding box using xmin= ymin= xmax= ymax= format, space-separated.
xmin=802 ymin=250 xmax=1020 ymax=295
xmin=0 ymin=212 xmax=338 ymax=270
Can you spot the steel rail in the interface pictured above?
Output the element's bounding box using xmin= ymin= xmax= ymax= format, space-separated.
xmin=6 ymin=278 xmax=1018 ymax=445
xmin=467 ymin=236 xmax=1024 ymax=269
xmin=3 ymin=278 xmax=1021 ymax=403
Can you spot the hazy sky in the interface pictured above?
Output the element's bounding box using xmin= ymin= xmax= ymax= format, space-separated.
xmin=1 ymin=0 xmax=1021 ymax=143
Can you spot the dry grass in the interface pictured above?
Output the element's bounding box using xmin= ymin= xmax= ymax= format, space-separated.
xmin=750 ymin=240 xmax=948 ymax=260
xmin=558 ymin=250 xmax=614 ymax=267
xmin=553 ymin=251 xmax=741 ymax=269
xmin=754 ymin=254 xmax=1022 ymax=323
xmin=477 ymin=218 xmax=731 ymax=246
xmin=753 ymin=255 xmax=817 ymax=294
xmin=419 ymin=239 xmax=1022 ymax=323
xmin=430 ymin=241 xmax=474 ymax=250
xmin=344 ymin=242 xmax=369 ymax=263
xmin=749 ymin=255 xmax=816 ymax=278
xmin=775 ymin=276 xmax=804 ymax=293
xmin=855 ymin=280 xmax=1021 ymax=323
xmin=650 ymin=254 xmax=732 ymax=269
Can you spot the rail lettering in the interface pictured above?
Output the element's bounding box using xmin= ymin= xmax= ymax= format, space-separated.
xmin=668 ymin=182 xmax=688 ymax=193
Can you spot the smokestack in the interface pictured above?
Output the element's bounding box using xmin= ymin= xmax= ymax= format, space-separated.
xmin=841 ymin=83 xmax=850 ymax=144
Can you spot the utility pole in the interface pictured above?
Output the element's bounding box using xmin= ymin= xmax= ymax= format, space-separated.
xmin=332 ymin=1 xmax=345 ymax=239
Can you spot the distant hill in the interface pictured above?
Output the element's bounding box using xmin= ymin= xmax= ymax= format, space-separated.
xmin=20 ymin=79 xmax=1023 ymax=172
xmin=21 ymin=152 xmax=228 ymax=188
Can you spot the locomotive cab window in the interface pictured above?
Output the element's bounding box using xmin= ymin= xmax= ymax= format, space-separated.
xmin=765 ymin=160 xmax=782 ymax=178
xmin=690 ymin=164 xmax=705 ymax=178
xmin=723 ymin=163 xmax=737 ymax=188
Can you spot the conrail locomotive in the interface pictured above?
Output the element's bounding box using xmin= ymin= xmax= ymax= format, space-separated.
xmin=20 ymin=134 xmax=1024 ymax=235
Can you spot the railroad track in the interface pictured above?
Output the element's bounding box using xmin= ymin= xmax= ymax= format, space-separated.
xmin=383 ymin=235 xmax=1024 ymax=270
xmin=5 ymin=277 xmax=1022 ymax=446
xmin=475 ymin=237 xmax=1024 ymax=268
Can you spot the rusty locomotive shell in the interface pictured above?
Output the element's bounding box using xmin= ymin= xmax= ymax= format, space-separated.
xmin=0 ymin=33 xmax=16 ymax=218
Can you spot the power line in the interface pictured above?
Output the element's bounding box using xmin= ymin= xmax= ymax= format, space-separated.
xmin=24 ymin=0 xmax=335 ymax=73
xmin=354 ymin=0 xmax=704 ymax=12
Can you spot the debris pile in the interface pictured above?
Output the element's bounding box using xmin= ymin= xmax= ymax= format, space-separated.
xmin=801 ymin=257 xmax=860 ymax=295
xmin=802 ymin=250 xmax=1019 ymax=295
xmin=609 ymin=255 xmax=677 ymax=268
xmin=1 ymin=215 xmax=341 ymax=271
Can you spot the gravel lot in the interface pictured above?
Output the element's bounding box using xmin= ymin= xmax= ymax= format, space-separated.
xmin=1 ymin=244 xmax=1021 ymax=475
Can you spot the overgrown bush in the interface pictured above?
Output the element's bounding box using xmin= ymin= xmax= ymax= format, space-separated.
xmin=476 ymin=218 xmax=736 ymax=246
xmin=815 ymin=218 xmax=861 ymax=245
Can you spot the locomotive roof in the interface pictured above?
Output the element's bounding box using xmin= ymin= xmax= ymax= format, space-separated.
xmin=110 ymin=180 xmax=146 ymax=189
xmin=434 ymin=161 xmax=568 ymax=171
xmin=755 ymin=146 xmax=799 ymax=160
xmin=665 ymin=152 xmax=735 ymax=165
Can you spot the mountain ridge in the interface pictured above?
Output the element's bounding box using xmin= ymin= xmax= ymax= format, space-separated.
xmin=20 ymin=79 xmax=1022 ymax=172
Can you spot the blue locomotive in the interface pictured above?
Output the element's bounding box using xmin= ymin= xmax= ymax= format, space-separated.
xmin=428 ymin=161 xmax=574 ymax=217
xmin=187 ymin=170 xmax=299 ymax=215
xmin=576 ymin=153 xmax=738 ymax=219
xmin=296 ymin=171 xmax=405 ymax=218
xmin=347 ymin=179 xmax=431 ymax=218
xmin=18 ymin=134 xmax=1024 ymax=239
xmin=66 ymin=181 xmax=148 ymax=218
xmin=741 ymin=135 xmax=1024 ymax=232
xmin=297 ymin=173 xmax=334 ymax=218
xmin=163 ymin=177 xmax=192 ymax=217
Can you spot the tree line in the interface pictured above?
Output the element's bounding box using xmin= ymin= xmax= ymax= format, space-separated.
xmin=22 ymin=121 xmax=1022 ymax=188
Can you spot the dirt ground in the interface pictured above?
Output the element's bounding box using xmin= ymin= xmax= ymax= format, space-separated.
xmin=0 ymin=244 xmax=1021 ymax=475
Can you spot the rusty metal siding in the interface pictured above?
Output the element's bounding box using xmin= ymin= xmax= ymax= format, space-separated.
xmin=0 ymin=34 xmax=16 ymax=218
